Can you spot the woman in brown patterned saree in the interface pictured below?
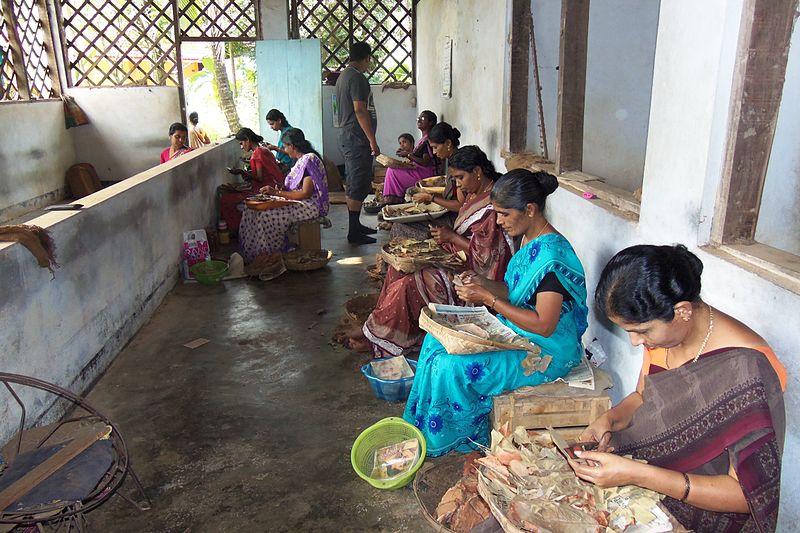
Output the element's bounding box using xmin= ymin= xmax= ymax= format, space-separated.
xmin=571 ymin=245 xmax=785 ymax=532
xmin=350 ymin=146 xmax=513 ymax=358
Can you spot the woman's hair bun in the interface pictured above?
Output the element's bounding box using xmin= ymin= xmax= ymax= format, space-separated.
xmin=451 ymin=127 xmax=461 ymax=141
xmin=536 ymin=172 xmax=558 ymax=196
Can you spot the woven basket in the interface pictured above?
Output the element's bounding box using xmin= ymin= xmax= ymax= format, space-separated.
xmin=376 ymin=154 xmax=414 ymax=169
xmin=284 ymin=249 xmax=333 ymax=271
xmin=418 ymin=307 xmax=538 ymax=355
xmin=381 ymin=244 xmax=461 ymax=274
xmin=413 ymin=455 xmax=465 ymax=533
xmin=345 ymin=293 xmax=380 ymax=323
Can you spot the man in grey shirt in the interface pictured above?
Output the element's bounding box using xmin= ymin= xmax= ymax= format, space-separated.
xmin=336 ymin=41 xmax=380 ymax=245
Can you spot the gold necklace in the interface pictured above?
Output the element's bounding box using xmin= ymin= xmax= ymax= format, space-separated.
xmin=521 ymin=220 xmax=549 ymax=248
xmin=666 ymin=306 xmax=714 ymax=368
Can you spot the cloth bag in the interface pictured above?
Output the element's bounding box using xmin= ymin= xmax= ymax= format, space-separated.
xmin=181 ymin=230 xmax=211 ymax=281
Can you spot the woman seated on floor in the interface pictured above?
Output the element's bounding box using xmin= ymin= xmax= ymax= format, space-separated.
xmin=160 ymin=122 xmax=192 ymax=163
xmin=403 ymin=168 xmax=588 ymax=456
xmin=568 ymin=244 xmax=785 ymax=532
xmin=389 ymin=121 xmax=465 ymax=240
xmin=381 ymin=110 xmax=439 ymax=204
xmin=219 ymin=128 xmax=284 ymax=234
xmin=350 ymin=145 xmax=513 ymax=357
xmin=264 ymin=108 xmax=296 ymax=172
xmin=239 ymin=128 xmax=329 ymax=262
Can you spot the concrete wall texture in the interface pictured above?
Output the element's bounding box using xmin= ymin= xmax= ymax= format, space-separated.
xmin=66 ymin=86 xmax=182 ymax=182
xmin=0 ymin=100 xmax=77 ymax=223
xmin=0 ymin=141 xmax=241 ymax=441
xmin=321 ymin=85 xmax=418 ymax=166
xmin=416 ymin=0 xmax=509 ymax=166
xmin=428 ymin=0 xmax=799 ymax=526
xmin=756 ymin=20 xmax=800 ymax=256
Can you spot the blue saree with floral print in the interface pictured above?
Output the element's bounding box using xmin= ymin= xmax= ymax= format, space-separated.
xmin=402 ymin=233 xmax=588 ymax=456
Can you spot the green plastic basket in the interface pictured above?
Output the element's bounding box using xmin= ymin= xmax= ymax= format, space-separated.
xmin=350 ymin=417 xmax=426 ymax=490
xmin=189 ymin=260 xmax=229 ymax=285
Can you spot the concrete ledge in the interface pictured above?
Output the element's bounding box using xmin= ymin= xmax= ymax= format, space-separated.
xmin=0 ymin=141 xmax=241 ymax=441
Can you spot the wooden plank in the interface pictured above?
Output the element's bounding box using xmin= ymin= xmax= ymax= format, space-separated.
xmin=1 ymin=0 xmax=31 ymax=99
xmin=559 ymin=170 xmax=640 ymax=216
xmin=508 ymin=0 xmax=531 ymax=153
xmin=0 ymin=424 xmax=111 ymax=511
xmin=712 ymin=0 xmax=798 ymax=244
xmin=35 ymin=0 xmax=62 ymax=96
xmin=554 ymin=0 xmax=589 ymax=175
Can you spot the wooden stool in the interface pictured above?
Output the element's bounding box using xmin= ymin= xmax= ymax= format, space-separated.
xmin=288 ymin=217 xmax=330 ymax=251
xmin=491 ymin=368 xmax=613 ymax=440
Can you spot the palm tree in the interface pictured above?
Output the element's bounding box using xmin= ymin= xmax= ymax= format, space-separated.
xmin=209 ymin=40 xmax=240 ymax=133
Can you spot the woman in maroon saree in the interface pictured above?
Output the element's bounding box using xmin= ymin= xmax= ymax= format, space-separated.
xmin=352 ymin=146 xmax=513 ymax=357
xmin=572 ymin=245 xmax=785 ymax=532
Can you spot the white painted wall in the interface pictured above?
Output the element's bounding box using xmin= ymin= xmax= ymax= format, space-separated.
xmin=0 ymin=100 xmax=76 ymax=223
xmin=0 ymin=141 xmax=241 ymax=441
xmin=755 ymin=21 xmax=800 ymax=256
xmin=66 ymin=86 xmax=182 ymax=181
xmin=321 ymin=85 xmax=418 ymax=166
xmin=416 ymin=0 xmax=509 ymax=166
xmin=432 ymin=0 xmax=798 ymax=525
xmin=526 ymin=0 xmax=659 ymax=192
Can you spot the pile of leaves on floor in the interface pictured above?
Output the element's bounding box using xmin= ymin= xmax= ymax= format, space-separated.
xmin=436 ymin=425 xmax=673 ymax=533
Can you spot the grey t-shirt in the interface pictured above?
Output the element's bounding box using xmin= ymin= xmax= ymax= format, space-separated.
xmin=335 ymin=65 xmax=377 ymax=144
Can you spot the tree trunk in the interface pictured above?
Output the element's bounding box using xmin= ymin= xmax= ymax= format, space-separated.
xmin=210 ymin=41 xmax=240 ymax=133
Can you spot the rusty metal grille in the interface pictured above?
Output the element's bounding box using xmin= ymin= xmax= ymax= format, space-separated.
xmin=58 ymin=0 xmax=179 ymax=87
xmin=178 ymin=0 xmax=259 ymax=41
xmin=290 ymin=0 xmax=415 ymax=84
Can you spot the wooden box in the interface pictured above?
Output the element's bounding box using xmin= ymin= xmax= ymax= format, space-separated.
xmin=491 ymin=369 xmax=612 ymax=432
xmin=296 ymin=220 xmax=321 ymax=251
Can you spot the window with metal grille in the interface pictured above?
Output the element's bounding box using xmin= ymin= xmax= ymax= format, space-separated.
xmin=178 ymin=0 xmax=259 ymax=41
xmin=1 ymin=0 xmax=58 ymax=101
xmin=289 ymin=0 xmax=415 ymax=84
xmin=57 ymin=0 xmax=179 ymax=87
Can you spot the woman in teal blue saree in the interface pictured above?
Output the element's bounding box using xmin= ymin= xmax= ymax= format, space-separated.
xmin=403 ymin=169 xmax=588 ymax=456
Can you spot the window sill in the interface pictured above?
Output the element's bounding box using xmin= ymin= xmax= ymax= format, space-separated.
xmin=703 ymin=242 xmax=800 ymax=296
xmin=557 ymin=171 xmax=640 ymax=221
xmin=500 ymin=152 xmax=640 ymax=221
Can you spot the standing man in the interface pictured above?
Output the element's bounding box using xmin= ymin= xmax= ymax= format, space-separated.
xmin=336 ymin=40 xmax=380 ymax=245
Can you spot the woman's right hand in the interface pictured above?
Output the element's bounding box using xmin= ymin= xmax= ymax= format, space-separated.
xmin=579 ymin=413 xmax=614 ymax=452
xmin=412 ymin=192 xmax=434 ymax=204
xmin=266 ymin=143 xmax=278 ymax=151
xmin=460 ymin=270 xmax=488 ymax=288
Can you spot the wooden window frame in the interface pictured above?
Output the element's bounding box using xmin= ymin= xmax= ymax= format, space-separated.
xmin=505 ymin=0 xmax=640 ymax=219
xmin=0 ymin=0 xmax=61 ymax=102
xmin=707 ymin=0 xmax=800 ymax=294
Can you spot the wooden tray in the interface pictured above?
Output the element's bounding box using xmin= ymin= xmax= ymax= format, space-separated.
xmin=245 ymin=196 xmax=294 ymax=211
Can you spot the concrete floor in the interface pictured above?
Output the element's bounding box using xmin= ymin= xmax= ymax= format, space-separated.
xmin=86 ymin=205 xmax=433 ymax=532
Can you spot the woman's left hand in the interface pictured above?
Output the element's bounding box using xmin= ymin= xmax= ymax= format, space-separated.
xmin=430 ymin=225 xmax=456 ymax=244
xmin=266 ymin=143 xmax=278 ymax=151
xmin=396 ymin=149 xmax=410 ymax=158
xmin=567 ymin=451 xmax=641 ymax=488
xmin=260 ymin=186 xmax=282 ymax=196
xmin=454 ymin=283 xmax=493 ymax=305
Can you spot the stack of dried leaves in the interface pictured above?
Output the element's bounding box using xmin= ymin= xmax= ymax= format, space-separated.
xmin=435 ymin=452 xmax=492 ymax=531
xmin=475 ymin=426 xmax=669 ymax=532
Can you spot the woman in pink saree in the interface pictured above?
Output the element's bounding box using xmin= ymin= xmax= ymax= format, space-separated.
xmin=381 ymin=110 xmax=439 ymax=204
